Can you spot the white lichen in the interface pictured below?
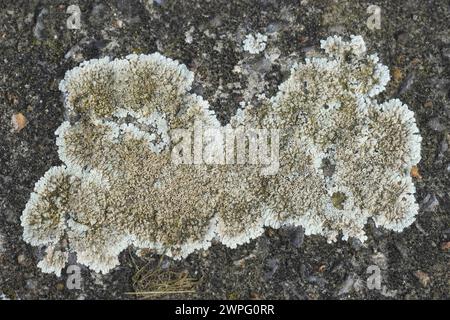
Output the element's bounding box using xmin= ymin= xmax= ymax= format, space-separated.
xmin=21 ymin=36 xmax=422 ymax=275
xmin=37 ymin=247 xmax=69 ymax=277
xmin=243 ymin=33 xmax=268 ymax=54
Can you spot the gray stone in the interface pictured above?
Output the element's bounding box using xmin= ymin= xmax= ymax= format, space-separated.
xmin=0 ymin=0 xmax=448 ymax=300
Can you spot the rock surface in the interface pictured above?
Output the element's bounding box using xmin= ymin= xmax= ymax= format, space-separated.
xmin=0 ymin=0 xmax=449 ymax=299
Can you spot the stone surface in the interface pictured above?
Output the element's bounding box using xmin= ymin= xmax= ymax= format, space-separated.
xmin=0 ymin=0 xmax=449 ymax=299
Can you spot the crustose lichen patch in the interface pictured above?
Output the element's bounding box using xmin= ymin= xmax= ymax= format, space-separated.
xmin=21 ymin=36 xmax=422 ymax=275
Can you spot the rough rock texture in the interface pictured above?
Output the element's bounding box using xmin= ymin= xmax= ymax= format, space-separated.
xmin=0 ymin=0 xmax=449 ymax=299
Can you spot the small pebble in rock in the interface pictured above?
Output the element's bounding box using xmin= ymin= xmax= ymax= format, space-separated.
xmin=441 ymin=242 xmax=450 ymax=251
xmin=289 ymin=227 xmax=304 ymax=248
xmin=421 ymin=194 xmax=439 ymax=212
xmin=264 ymin=258 xmax=279 ymax=280
xmin=442 ymin=47 xmax=450 ymax=60
xmin=26 ymin=279 xmax=38 ymax=290
xmin=392 ymin=67 xmax=403 ymax=82
xmin=11 ymin=113 xmax=27 ymax=132
xmin=56 ymin=283 xmax=65 ymax=291
xmin=428 ymin=117 xmax=445 ymax=132
xmin=414 ymin=270 xmax=431 ymax=287
xmin=338 ymin=274 xmax=356 ymax=296
xmin=17 ymin=254 xmax=27 ymax=266
xmin=397 ymin=72 xmax=415 ymax=95
xmin=0 ymin=233 xmax=5 ymax=254
xmin=33 ymin=8 xmax=48 ymax=40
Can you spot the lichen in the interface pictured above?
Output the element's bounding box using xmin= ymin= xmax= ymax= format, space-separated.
xmin=242 ymin=33 xmax=268 ymax=54
xmin=21 ymin=36 xmax=422 ymax=275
